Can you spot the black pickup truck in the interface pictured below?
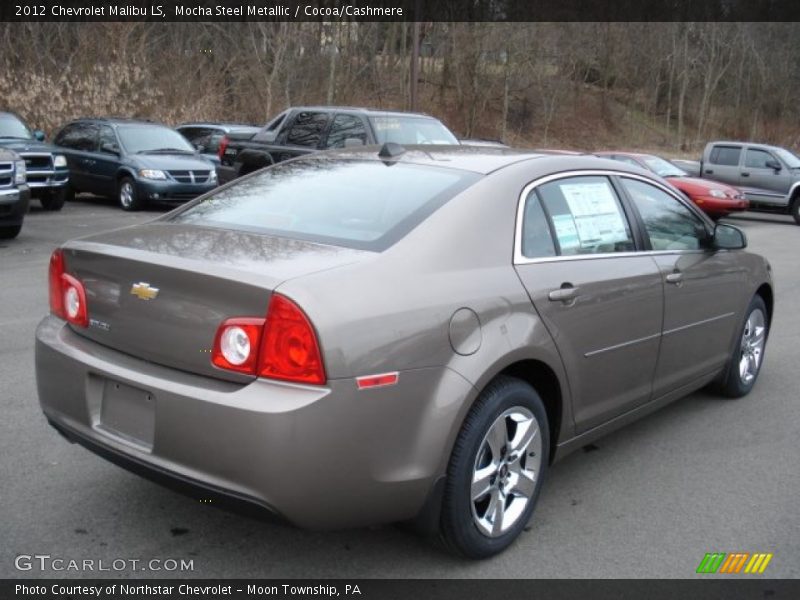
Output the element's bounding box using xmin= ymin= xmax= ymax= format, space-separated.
xmin=217 ymin=106 xmax=458 ymax=184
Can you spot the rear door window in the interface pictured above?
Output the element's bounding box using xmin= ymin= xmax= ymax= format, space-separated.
xmin=282 ymin=112 xmax=330 ymax=148
xmin=534 ymin=176 xmax=635 ymax=256
xmin=325 ymin=115 xmax=368 ymax=148
xmin=709 ymin=146 xmax=742 ymax=166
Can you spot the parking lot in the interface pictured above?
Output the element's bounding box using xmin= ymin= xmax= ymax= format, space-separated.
xmin=2 ymin=197 xmax=799 ymax=578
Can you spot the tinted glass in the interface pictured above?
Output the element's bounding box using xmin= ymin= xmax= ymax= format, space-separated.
xmin=709 ymin=146 xmax=741 ymax=166
xmin=622 ymin=178 xmax=707 ymax=251
xmin=536 ymin=176 xmax=634 ymax=255
xmin=284 ymin=112 xmax=329 ymax=147
xmin=117 ymin=125 xmax=195 ymax=154
xmin=0 ymin=114 xmax=33 ymax=140
xmin=55 ymin=123 xmax=97 ymax=152
xmin=641 ymin=155 xmax=686 ymax=177
xmin=97 ymin=126 xmax=118 ymax=154
xmin=773 ymin=147 xmax=800 ymax=169
xmin=170 ymin=159 xmax=480 ymax=251
xmin=521 ymin=193 xmax=556 ymax=258
xmin=325 ymin=115 xmax=367 ymax=149
xmin=369 ymin=116 xmax=458 ymax=145
xmin=745 ymin=149 xmax=775 ymax=169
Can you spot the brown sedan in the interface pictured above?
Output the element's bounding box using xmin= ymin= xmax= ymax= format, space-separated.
xmin=36 ymin=146 xmax=773 ymax=558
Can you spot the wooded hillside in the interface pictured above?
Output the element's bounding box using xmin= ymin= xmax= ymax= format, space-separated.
xmin=2 ymin=22 xmax=799 ymax=154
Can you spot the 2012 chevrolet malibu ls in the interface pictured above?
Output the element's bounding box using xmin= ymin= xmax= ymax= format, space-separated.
xmin=36 ymin=147 xmax=773 ymax=558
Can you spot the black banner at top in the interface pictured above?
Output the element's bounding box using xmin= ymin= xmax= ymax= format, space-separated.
xmin=1 ymin=0 xmax=800 ymax=22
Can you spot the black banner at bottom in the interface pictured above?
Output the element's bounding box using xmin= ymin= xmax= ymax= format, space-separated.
xmin=3 ymin=579 xmax=800 ymax=600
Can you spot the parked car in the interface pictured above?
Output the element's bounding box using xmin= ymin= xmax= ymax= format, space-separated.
xmin=36 ymin=147 xmax=772 ymax=558
xmin=672 ymin=141 xmax=800 ymax=223
xmin=217 ymin=106 xmax=459 ymax=183
xmin=0 ymin=111 xmax=69 ymax=211
xmin=596 ymin=151 xmax=748 ymax=219
xmin=0 ymin=148 xmax=30 ymax=238
xmin=176 ymin=122 xmax=260 ymax=165
xmin=53 ymin=118 xmax=218 ymax=211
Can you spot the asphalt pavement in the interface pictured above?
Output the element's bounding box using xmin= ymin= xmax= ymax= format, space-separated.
xmin=1 ymin=197 xmax=798 ymax=578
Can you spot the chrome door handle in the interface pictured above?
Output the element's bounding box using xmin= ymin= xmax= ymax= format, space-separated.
xmin=548 ymin=286 xmax=580 ymax=302
xmin=665 ymin=272 xmax=683 ymax=284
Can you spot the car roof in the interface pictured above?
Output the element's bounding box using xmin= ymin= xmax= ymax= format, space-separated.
xmin=301 ymin=145 xmax=627 ymax=176
xmin=287 ymin=106 xmax=438 ymax=119
xmin=66 ymin=117 xmax=169 ymax=127
xmin=177 ymin=122 xmax=260 ymax=131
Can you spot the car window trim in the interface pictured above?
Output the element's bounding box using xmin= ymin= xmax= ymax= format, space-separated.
xmin=514 ymin=169 xmax=714 ymax=266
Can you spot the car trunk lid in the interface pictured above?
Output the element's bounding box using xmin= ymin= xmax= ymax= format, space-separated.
xmin=61 ymin=222 xmax=368 ymax=382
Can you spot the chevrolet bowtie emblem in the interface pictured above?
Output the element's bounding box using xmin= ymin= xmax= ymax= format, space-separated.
xmin=130 ymin=282 xmax=159 ymax=301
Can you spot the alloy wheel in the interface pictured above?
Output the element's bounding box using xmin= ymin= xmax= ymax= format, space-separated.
xmin=739 ymin=308 xmax=766 ymax=385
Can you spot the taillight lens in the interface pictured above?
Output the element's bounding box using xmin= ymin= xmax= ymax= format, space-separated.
xmin=48 ymin=249 xmax=89 ymax=327
xmin=211 ymin=318 xmax=264 ymax=374
xmin=49 ymin=249 xmax=66 ymax=319
xmin=210 ymin=294 xmax=326 ymax=385
xmin=217 ymin=135 xmax=229 ymax=161
xmin=259 ymin=294 xmax=326 ymax=385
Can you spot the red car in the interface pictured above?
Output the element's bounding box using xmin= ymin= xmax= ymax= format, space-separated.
xmin=596 ymin=151 xmax=748 ymax=218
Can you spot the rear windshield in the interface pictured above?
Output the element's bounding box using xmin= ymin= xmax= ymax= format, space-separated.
xmin=170 ymin=159 xmax=480 ymax=251
xmin=368 ymin=116 xmax=458 ymax=145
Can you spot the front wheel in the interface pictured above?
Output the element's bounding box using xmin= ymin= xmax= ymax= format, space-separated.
xmin=118 ymin=177 xmax=143 ymax=211
xmin=39 ymin=188 xmax=66 ymax=211
xmin=790 ymin=196 xmax=800 ymax=225
xmin=717 ymin=296 xmax=769 ymax=398
xmin=440 ymin=376 xmax=549 ymax=558
xmin=0 ymin=224 xmax=22 ymax=239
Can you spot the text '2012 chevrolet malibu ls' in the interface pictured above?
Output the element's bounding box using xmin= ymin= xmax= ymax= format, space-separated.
xmin=36 ymin=145 xmax=773 ymax=558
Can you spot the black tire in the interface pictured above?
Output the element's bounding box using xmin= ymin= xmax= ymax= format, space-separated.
xmin=63 ymin=184 xmax=75 ymax=204
xmin=440 ymin=376 xmax=549 ymax=559
xmin=791 ymin=195 xmax=800 ymax=225
xmin=39 ymin=188 xmax=66 ymax=211
xmin=716 ymin=295 xmax=769 ymax=398
xmin=118 ymin=177 xmax=143 ymax=211
xmin=0 ymin=224 xmax=22 ymax=239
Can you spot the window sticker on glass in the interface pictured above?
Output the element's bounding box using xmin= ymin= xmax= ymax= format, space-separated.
xmin=551 ymin=214 xmax=580 ymax=250
xmin=559 ymin=181 xmax=629 ymax=247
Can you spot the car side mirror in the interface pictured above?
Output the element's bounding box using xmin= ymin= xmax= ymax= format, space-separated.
xmin=765 ymin=159 xmax=782 ymax=171
xmin=33 ymin=130 xmax=45 ymax=141
xmin=713 ymin=223 xmax=747 ymax=250
xmin=100 ymin=143 xmax=120 ymax=156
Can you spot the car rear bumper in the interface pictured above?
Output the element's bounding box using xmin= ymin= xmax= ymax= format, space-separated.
xmin=135 ymin=179 xmax=217 ymax=204
xmin=0 ymin=185 xmax=30 ymax=224
xmin=35 ymin=315 xmax=470 ymax=529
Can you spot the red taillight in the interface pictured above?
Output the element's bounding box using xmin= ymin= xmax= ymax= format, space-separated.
xmin=49 ymin=249 xmax=66 ymax=319
xmin=210 ymin=294 xmax=326 ymax=385
xmin=217 ymin=135 xmax=229 ymax=161
xmin=48 ymin=248 xmax=89 ymax=327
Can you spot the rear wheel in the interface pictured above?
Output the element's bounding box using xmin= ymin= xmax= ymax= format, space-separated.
xmin=440 ymin=376 xmax=549 ymax=558
xmin=717 ymin=295 xmax=769 ymax=398
xmin=118 ymin=177 xmax=143 ymax=211
xmin=0 ymin=224 xmax=22 ymax=239
xmin=39 ymin=188 xmax=66 ymax=211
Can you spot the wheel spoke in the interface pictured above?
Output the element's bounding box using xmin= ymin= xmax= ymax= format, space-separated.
xmin=510 ymin=471 xmax=536 ymax=500
xmin=487 ymin=489 xmax=505 ymax=536
xmin=485 ymin=417 xmax=508 ymax=460
xmin=508 ymin=417 xmax=537 ymax=457
xmin=472 ymin=464 xmax=495 ymax=501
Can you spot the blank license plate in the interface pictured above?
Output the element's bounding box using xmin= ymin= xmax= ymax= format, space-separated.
xmin=99 ymin=380 xmax=155 ymax=449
